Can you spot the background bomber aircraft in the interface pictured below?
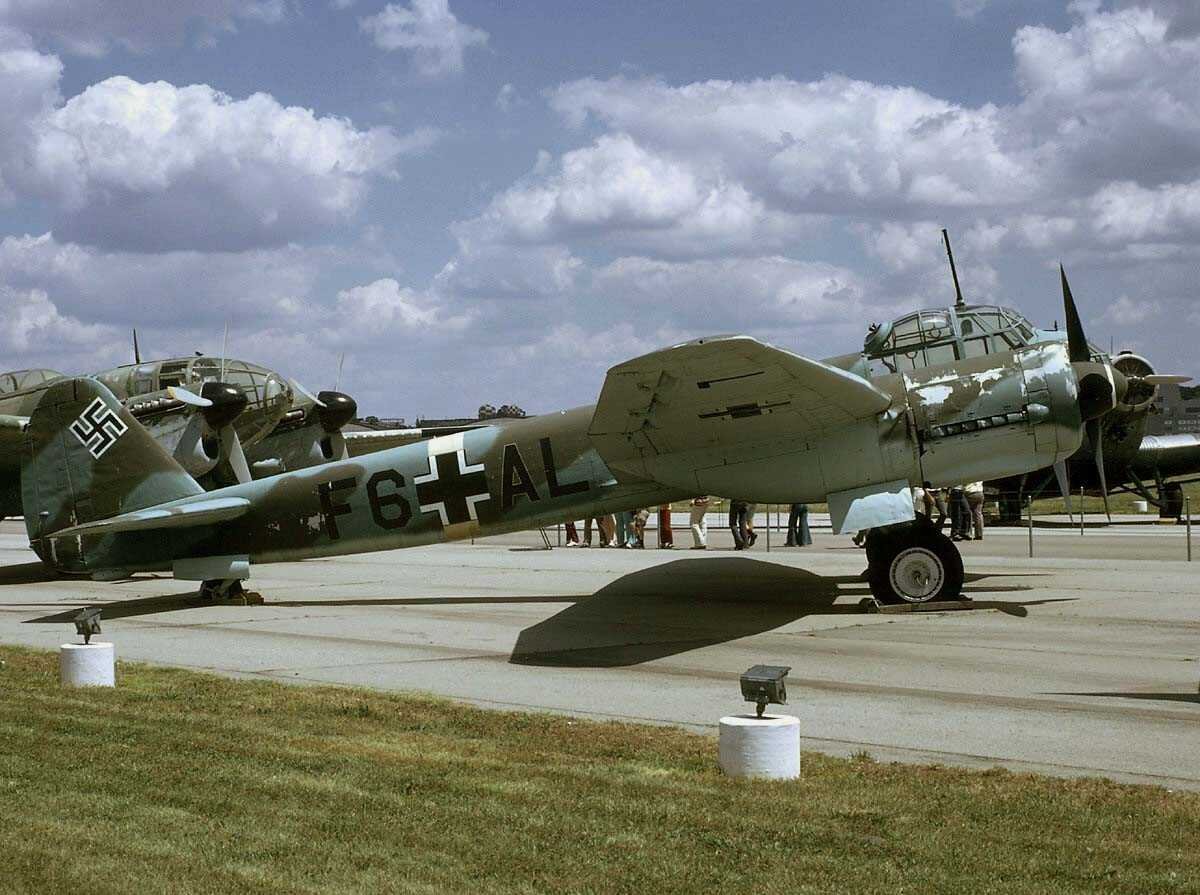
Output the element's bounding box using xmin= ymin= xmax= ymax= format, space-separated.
xmin=14 ymin=267 xmax=1151 ymax=606
xmin=0 ymin=340 xmax=467 ymax=518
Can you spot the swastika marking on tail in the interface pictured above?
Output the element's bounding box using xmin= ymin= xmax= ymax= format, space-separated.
xmin=69 ymin=398 xmax=128 ymax=459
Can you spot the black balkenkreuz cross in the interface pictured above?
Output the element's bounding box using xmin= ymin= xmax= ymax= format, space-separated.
xmin=69 ymin=397 xmax=129 ymax=459
xmin=414 ymin=448 xmax=491 ymax=527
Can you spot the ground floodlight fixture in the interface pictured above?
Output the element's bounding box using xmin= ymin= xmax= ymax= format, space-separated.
xmin=74 ymin=607 xmax=102 ymax=645
xmin=740 ymin=664 xmax=791 ymax=718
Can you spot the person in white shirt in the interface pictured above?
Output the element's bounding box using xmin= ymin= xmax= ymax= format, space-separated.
xmin=689 ymin=496 xmax=710 ymax=549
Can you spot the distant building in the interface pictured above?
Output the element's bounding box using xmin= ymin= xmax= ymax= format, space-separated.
xmin=1148 ymin=385 xmax=1200 ymax=435
xmin=355 ymin=416 xmax=409 ymax=430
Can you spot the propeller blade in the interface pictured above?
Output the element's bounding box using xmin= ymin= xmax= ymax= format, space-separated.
xmin=1053 ymin=459 xmax=1073 ymax=522
xmin=335 ymin=352 xmax=345 ymax=393
xmin=219 ymin=321 xmax=229 ymax=381
xmin=167 ymin=386 xmax=213 ymax=408
xmin=1087 ymin=418 xmax=1111 ymax=522
xmin=1143 ymin=374 xmax=1192 ymax=385
xmin=320 ymin=432 xmax=350 ymax=462
xmin=219 ymin=425 xmax=252 ymax=485
xmin=1060 ymin=265 xmax=1091 ymax=363
xmin=290 ymin=378 xmax=326 ymax=408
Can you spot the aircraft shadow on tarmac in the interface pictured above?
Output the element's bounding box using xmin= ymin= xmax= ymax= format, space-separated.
xmin=0 ymin=561 xmax=61 ymax=585
xmin=17 ymin=557 xmax=1058 ymax=636
xmin=1053 ymin=691 xmax=1200 ymax=706
xmin=509 ymin=557 xmax=1063 ymax=668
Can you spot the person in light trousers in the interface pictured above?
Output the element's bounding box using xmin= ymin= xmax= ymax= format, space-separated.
xmin=689 ymin=496 xmax=710 ymax=549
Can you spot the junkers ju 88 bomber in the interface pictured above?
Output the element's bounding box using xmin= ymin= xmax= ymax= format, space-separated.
xmin=15 ymin=265 xmax=1148 ymax=605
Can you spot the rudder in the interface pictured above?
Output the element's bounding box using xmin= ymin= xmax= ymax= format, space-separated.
xmin=22 ymin=378 xmax=203 ymax=568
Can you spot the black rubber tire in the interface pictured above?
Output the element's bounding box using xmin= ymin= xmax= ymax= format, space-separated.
xmin=868 ymin=523 xmax=964 ymax=604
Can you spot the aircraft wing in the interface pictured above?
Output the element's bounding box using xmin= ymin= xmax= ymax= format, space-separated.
xmin=1132 ymin=434 xmax=1200 ymax=480
xmin=344 ymin=424 xmax=485 ymax=457
xmin=589 ymin=335 xmax=892 ymax=479
xmin=47 ymin=496 xmax=251 ymax=539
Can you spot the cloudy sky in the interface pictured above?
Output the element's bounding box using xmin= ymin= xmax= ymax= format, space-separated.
xmin=0 ymin=0 xmax=1197 ymax=417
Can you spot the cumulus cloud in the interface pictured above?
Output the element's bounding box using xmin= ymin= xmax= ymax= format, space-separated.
xmin=592 ymin=255 xmax=881 ymax=335
xmin=0 ymin=0 xmax=286 ymax=56
xmin=950 ymin=0 xmax=992 ymax=17
xmin=0 ymin=232 xmax=323 ymax=327
xmin=1100 ymin=294 xmax=1162 ymax=325
xmin=0 ymin=38 xmax=425 ymax=251
xmin=0 ymin=285 xmax=115 ymax=358
xmin=360 ymin=0 xmax=487 ymax=77
xmin=551 ymin=75 xmax=1034 ymax=213
xmin=32 ymin=77 xmax=411 ymax=251
xmin=334 ymin=277 xmax=471 ymax=338
xmin=0 ymin=27 xmax=61 ymax=201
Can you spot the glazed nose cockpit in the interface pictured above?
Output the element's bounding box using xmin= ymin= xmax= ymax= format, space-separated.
xmin=99 ymin=357 xmax=293 ymax=447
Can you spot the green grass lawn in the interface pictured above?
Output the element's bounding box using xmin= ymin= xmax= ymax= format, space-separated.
xmin=1 ymin=646 xmax=1196 ymax=894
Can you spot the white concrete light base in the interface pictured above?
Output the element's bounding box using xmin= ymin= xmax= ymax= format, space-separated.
xmin=60 ymin=642 xmax=115 ymax=688
xmin=718 ymin=714 xmax=801 ymax=780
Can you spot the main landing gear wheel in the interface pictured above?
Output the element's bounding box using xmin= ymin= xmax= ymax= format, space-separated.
xmin=867 ymin=522 xmax=964 ymax=605
xmin=198 ymin=578 xmax=263 ymax=605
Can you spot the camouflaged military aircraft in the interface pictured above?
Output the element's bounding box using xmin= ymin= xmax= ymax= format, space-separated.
xmin=0 ymin=347 xmax=449 ymax=517
xmin=15 ymin=268 xmax=1146 ymax=605
xmin=834 ymin=233 xmax=1195 ymax=523
xmin=842 ymin=292 xmax=1195 ymax=521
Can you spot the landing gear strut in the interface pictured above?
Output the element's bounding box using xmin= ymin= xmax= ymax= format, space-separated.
xmin=198 ymin=578 xmax=263 ymax=605
xmin=865 ymin=519 xmax=964 ymax=604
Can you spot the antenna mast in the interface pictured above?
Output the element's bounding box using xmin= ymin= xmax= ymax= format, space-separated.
xmin=132 ymin=329 xmax=142 ymax=365
xmin=942 ymin=228 xmax=965 ymax=309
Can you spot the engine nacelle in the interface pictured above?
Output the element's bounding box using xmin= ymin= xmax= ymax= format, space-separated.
xmin=1113 ymin=352 xmax=1157 ymax=413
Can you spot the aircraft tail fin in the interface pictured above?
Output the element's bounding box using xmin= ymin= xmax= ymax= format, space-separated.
xmin=21 ymin=378 xmax=204 ymax=556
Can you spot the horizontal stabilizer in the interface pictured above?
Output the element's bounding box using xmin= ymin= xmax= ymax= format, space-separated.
xmin=47 ymin=496 xmax=251 ymax=539
xmin=0 ymin=414 xmax=27 ymax=453
xmin=589 ymin=335 xmax=892 ymax=482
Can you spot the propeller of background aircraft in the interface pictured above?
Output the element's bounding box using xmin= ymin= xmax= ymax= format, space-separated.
xmin=166 ymin=382 xmax=252 ymax=484
xmin=289 ymin=354 xmax=358 ymax=462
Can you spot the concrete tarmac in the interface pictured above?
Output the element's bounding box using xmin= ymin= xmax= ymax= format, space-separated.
xmin=1 ymin=518 xmax=1197 ymax=790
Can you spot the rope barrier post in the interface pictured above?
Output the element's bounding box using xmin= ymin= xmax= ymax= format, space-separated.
xmin=1027 ymin=496 xmax=1034 ymax=559
xmin=557 ymin=523 xmax=562 ymax=548
xmin=1080 ymin=485 xmax=1085 ymax=536
xmin=1187 ymin=496 xmax=1192 ymax=563
xmin=766 ymin=504 xmax=771 ymax=553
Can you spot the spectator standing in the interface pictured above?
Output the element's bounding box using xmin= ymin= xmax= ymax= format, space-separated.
xmin=633 ymin=507 xmax=650 ymax=548
xmin=615 ymin=510 xmax=634 ymax=548
xmin=744 ymin=503 xmax=758 ymax=547
xmin=965 ymin=481 xmax=985 ymax=540
xmin=949 ymin=486 xmax=970 ymax=541
xmin=657 ymin=504 xmax=674 ymax=548
xmin=729 ymin=499 xmax=748 ymax=550
xmin=689 ymin=496 xmax=710 ymax=549
xmin=786 ymin=503 xmax=812 ymax=547
xmin=924 ymin=482 xmax=948 ymax=532
xmin=564 ymin=521 xmax=581 ymax=546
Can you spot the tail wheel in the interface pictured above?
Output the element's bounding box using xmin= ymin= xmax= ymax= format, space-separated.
xmin=868 ymin=523 xmax=964 ymax=604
